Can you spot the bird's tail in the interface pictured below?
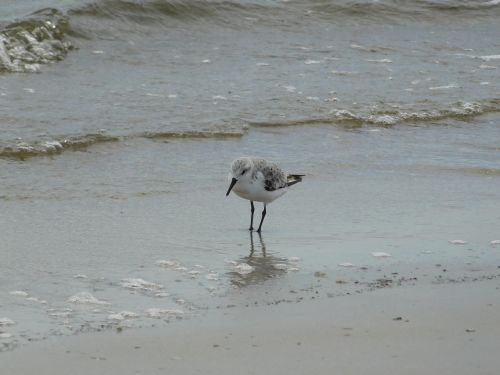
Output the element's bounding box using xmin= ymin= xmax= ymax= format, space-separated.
xmin=287 ymin=174 xmax=304 ymax=187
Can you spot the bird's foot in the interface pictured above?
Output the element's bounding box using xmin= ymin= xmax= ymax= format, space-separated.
xmin=249 ymin=227 xmax=254 ymax=231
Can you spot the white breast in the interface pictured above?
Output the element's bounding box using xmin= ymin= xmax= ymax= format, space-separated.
xmin=232 ymin=176 xmax=288 ymax=203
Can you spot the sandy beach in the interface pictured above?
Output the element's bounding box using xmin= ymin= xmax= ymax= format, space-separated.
xmin=3 ymin=278 xmax=500 ymax=375
xmin=2 ymin=1 xmax=500 ymax=373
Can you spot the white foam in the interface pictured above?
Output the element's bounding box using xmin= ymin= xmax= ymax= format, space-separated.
xmin=205 ymin=273 xmax=219 ymax=280
xmin=67 ymin=292 xmax=110 ymax=305
xmin=283 ymin=85 xmax=296 ymax=92
xmin=73 ymin=274 xmax=88 ymax=279
xmin=479 ymin=64 xmax=497 ymax=69
xmin=458 ymin=102 xmax=482 ymax=114
xmin=256 ymin=62 xmax=270 ymax=66
xmin=350 ymin=43 xmax=366 ymax=50
xmin=272 ymin=263 xmax=299 ymax=272
xmin=273 ymin=263 xmax=289 ymax=270
xmin=304 ymin=59 xmax=321 ymax=64
xmin=42 ymin=141 xmax=63 ymax=152
xmin=234 ymin=263 xmax=254 ymax=275
xmin=92 ymin=50 xmax=105 ymax=54
xmin=24 ymin=64 xmax=41 ymax=73
xmin=0 ymin=317 xmax=15 ymax=326
xmin=23 ymin=88 xmax=35 ymax=93
xmin=366 ymin=59 xmax=392 ymax=63
xmin=371 ymin=252 xmax=391 ymax=258
xmin=338 ymin=262 xmax=354 ymax=268
xmin=26 ymin=297 xmax=46 ymax=304
xmin=479 ymin=55 xmax=500 ymax=61
xmin=107 ymin=313 xmax=125 ymax=321
xmin=369 ymin=114 xmax=397 ymax=125
xmin=490 ymin=240 xmax=500 ymax=245
xmin=324 ymin=96 xmax=338 ymax=102
xmin=330 ymin=109 xmax=357 ymax=119
xmin=449 ymin=240 xmax=467 ymax=245
xmin=288 ymin=257 xmax=301 ymax=262
xmin=212 ymin=95 xmax=227 ymax=100
xmin=168 ymin=94 xmax=178 ymax=98
xmin=9 ymin=291 xmax=29 ymax=297
xmin=146 ymin=308 xmax=184 ymax=318
xmin=120 ymin=278 xmax=163 ymax=291
xmin=429 ymin=84 xmax=459 ymax=90
xmin=0 ymin=333 xmax=12 ymax=339
xmin=107 ymin=311 xmax=138 ymax=321
xmin=49 ymin=311 xmax=72 ymax=318
xmin=202 ymin=59 xmax=211 ymax=63
xmin=156 ymin=260 xmax=180 ymax=268
xmin=154 ymin=292 xmax=170 ymax=298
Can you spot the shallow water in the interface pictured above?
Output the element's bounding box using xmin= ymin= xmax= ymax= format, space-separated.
xmin=1 ymin=0 xmax=500 ymax=351
xmin=2 ymin=121 xmax=500 ymax=350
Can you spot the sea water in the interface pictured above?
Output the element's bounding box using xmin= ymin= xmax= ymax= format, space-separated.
xmin=1 ymin=0 xmax=499 ymax=351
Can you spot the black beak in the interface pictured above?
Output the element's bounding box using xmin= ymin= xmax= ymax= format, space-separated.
xmin=226 ymin=177 xmax=237 ymax=196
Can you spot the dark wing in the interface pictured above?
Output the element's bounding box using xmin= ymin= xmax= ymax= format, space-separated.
xmin=260 ymin=163 xmax=287 ymax=192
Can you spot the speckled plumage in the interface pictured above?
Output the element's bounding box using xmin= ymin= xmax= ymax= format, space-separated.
xmin=250 ymin=158 xmax=287 ymax=191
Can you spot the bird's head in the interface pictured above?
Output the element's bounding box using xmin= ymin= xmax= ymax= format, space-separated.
xmin=226 ymin=157 xmax=252 ymax=196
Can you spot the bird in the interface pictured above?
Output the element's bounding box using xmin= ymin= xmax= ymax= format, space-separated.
xmin=225 ymin=157 xmax=304 ymax=232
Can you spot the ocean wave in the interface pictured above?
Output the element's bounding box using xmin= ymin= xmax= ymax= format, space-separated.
xmin=66 ymin=0 xmax=500 ymax=25
xmin=141 ymin=129 xmax=247 ymax=140
xmin=0 ymin=128 xmax=246 ymax=160
xmin=441 ymin=166 xmax=500 ymax=177
xmin=68 ymin=0 xmax=271 ymax=24
xmin=70 ymin=0 xmax=213 ymax=19
xmin=304 ymin=0 xmax=500 ymax=22
xmin=424 ymin=0 xmax=500 ymax=12
xmin=2 ymin=0 xmax=497 ymax=64
xmin=249 ymin=100 xmax=500 ymax=128
xmin=0 ymin=133 xmax=119 ymax=160
xmin=0 ymin=8 xmax=74 ymax=73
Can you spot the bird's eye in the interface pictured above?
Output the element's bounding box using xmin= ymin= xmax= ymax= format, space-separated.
xmin=241 ymin=170 xmax=246 ymax=175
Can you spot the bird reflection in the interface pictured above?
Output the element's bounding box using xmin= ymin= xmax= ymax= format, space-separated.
xmin=249 ymin=229 xmax=266 ymax=257
xmin=228 ymin=231 xmax=291 ymax=287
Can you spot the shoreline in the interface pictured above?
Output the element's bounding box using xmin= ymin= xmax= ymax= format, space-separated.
xmin=2 ymin=278 xmax=500 ymax=375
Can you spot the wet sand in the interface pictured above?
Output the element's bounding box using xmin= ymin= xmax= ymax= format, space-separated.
xmin=3 ymin=278 xmax=500 ymax=375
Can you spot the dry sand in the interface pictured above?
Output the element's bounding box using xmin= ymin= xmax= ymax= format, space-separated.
xmin=2 ymin=278 xmax=500 ymax=375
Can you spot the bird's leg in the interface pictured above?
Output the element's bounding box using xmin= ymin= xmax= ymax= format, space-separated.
xmin=249 ymin=201 xmax=255 ymax=231
xmin=257 ymin=204 xmax=266 ymax=233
